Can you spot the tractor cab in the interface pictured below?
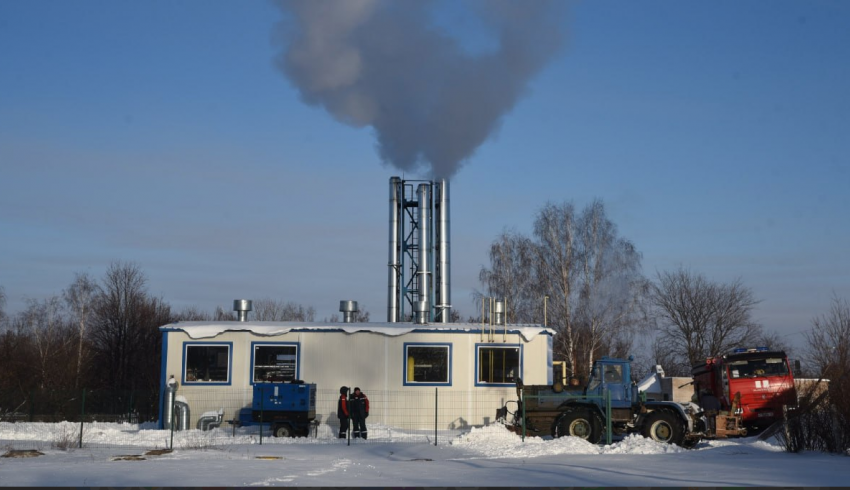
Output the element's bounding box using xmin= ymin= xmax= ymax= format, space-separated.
xmin=585 ymin=357 xmax=634 ymax=409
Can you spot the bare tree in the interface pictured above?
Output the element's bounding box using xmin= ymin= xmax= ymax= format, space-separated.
xmin=20 ymin=296 xmax=75 ymax=389
xmin=213 ymin=305 xmax=235 ymax=321
xmin=252 ymin=298 xmax=316 ymax=322
xmin=478 ymin=200 xmax=647 ymax=380
xmin=477 ymin=230 xmax=540 ymax=324
xmin=0 ymin=285 xmax=6 ymax=327
xmin=533 ymin=202 xmax=580 ymax=377
xmin=803 ymin=295 xmax=850 ymax=380
xmin=89 ymin=262 xmax=170 ymax=390
xmin=791 ymin=295 xmax=850 ymax=453
xmin=173 ymin=306 xmax=211 ymax=322
xmin=0 ymin=318 xmax=31 ymax=402
xmin=650 ymin=267 xmax=762 ymax=370
xmin=573 ymin=200 xmax=649 ymax=372
xmin=64 ymin=273 xmax=99 ymax=388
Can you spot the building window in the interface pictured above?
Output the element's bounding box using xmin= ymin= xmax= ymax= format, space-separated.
xmin=476 ymin=344 xmax=521 ymax=386
xmin=184 ymin=343 xmax=231 ymax=384
xmin=252 ymin=343 xmax=299 ymax=383
xmin=404 ymin=343 xmax=451 ymax=385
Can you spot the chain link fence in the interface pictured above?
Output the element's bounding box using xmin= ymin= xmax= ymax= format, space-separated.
xmin=1 ymin=387 xmax=514 ymax=451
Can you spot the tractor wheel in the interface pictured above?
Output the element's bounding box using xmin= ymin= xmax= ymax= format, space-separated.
xmin=641 ymin=411 xmax=685 ymax=446
xmin=273 ymin=424 xmax=293 ymax=438
xmin=553 ymin=410 xmax=602 ymax=444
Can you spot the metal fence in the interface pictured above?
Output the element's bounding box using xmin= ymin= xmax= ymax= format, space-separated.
xmin=0 ymin=387 xmax=513 ymax=450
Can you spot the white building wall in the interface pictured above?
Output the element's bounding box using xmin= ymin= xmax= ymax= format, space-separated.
xmin=160 ymin=323 xmax=553 ymax=431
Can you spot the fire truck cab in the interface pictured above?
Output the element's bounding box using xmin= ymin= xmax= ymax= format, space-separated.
xmin=692 ymin=347 xmax=797 ymax=431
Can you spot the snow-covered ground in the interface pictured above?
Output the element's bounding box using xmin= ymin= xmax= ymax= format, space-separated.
xmin=1 ymin=422 xmax=847 ymax=486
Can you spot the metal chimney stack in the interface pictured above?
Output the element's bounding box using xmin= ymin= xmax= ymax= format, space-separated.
xmin=339 ymin=300 xmax=359 ymax=323
xmin=233 ymin=299 xmax=252 ymax=322
xmin=435 ymin=179 xmax=451 ymax=323
xmin=417 ymin=183 xmax=432 ymax=323
xmin=387 ymin=177 xmax=451 ymax=324
xmin=387 ymin=176 xmax=401 ymax=324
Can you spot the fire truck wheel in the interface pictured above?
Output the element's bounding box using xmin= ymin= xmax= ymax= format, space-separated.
xmin=553 ymin=410 xmax=602 ymax=444
xmin=273 ymin=424 xmax=293 ymax=438
xmin=642 ymin=411 xmax=685 ymax=446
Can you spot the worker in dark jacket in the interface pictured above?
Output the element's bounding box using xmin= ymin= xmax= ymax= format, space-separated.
xmin=349 ymin=387 xmax=370 ymax=439
xmin=337 ymin=386 xmax=350 ymax=439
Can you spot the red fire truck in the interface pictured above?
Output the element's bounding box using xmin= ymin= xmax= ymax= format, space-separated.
xmin=691 ymin=347 xmax=797 ymax=431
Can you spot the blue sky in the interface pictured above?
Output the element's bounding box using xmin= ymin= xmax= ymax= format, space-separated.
xmin=1 ymin=0 xmax=848 ymax=348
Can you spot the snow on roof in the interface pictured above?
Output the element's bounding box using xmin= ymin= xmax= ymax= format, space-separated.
xmin=160 ymin=321 xmax=555 ymax=342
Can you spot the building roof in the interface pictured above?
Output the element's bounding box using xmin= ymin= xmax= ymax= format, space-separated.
xmin=159 ymin=321 xmax=555 ymax=342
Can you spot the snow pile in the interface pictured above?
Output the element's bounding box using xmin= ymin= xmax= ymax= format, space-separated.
xmin=450 ymin=424 xmax=599 ymax=458
xmin=600 ymin=433 xmax=686 ymax=454
xmin=450 ymin=424 xmax=685 ymax=458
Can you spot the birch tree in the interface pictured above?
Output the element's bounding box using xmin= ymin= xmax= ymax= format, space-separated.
xmin=478 ymin=200 xmax=647 ymax=380
xmin=573 ymin=200 xmax=648 ymax=373
xmin=20 ymin=296 xmax=74 ymax=389
xmin=534 ymin=202 xmax=580 ymax=376
xmin=477 ymin=230 xmax=540 ymax=324
xmin=64 ymin=273 xmax=98 ymax=388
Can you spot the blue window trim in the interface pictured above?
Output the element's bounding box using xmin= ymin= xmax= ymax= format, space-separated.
xmin=249 ymin=341 xmax=301 ymax=385
xmin=474 ymin=343 xmax=523 ymax=387
xmin=182 ymin=341 xmax=233 ymax=386
xmin=403 ymin=342 xmax=452 ymax=387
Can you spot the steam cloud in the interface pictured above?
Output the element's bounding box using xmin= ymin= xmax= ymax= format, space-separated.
xmin=273 ymin=0 xmax=564 ymax=178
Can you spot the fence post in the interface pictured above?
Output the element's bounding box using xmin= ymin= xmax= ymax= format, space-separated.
xmin=259 ymin=386 xmax=264 ymax=446
xmin=29 ymin=390 xmax=33 ymax=422
xmin=605 ymin=389 xmax=612 ymax=445
xmin=434 ymin=387 xmax=438 ymax=446
xmin=521 ymin=387 xmax=526 ymax=442
xmin=170 ymin=398 xmax=175 ymax=450
xmin=79 ymin=388 xmax=86 ymax=449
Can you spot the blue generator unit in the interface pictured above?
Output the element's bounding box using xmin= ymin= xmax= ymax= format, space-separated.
xmin=240 ymin=381 xmax=317 ymax=437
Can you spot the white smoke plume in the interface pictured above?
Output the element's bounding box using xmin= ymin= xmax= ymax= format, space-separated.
xmin=273 ymin=0 xmax=565 ymax=178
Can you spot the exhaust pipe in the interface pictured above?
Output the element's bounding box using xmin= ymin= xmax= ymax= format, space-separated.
xmin=388 ymin=177 xmax=401 ymax=322
xmin=435 ymin=179 xmax=451 ymax=323
xmin=418 ymin=184 xmax=431 ymax=323
xmin=340 ymin=300 xmax=359 ymax=323
xmin=233 ymin=299 xmax=252 ymax=322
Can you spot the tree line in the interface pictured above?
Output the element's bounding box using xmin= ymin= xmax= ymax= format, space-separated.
xmin=0 ymin=264 xmax=371 ymax=413
xmin=1 ymin=198 xmax=847 ymax=414
xmin=476 ymin=199 xmax=847 ymax=384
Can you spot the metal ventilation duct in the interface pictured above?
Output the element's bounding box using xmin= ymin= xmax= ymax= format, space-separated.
xmin=387 ymin=176 xmax=401 ymax=323
xmin=494 ymin=300 xmax=506 ymax=326
xmin=417 ymin=183 xmax=432 ymax=323
xmin=435 ymin=179 xmax=451 ymax=323
xmin=339 ymin=300 xmax=359 ymax=323
xmin=233 ymin=299 xmax=252 ymax=322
